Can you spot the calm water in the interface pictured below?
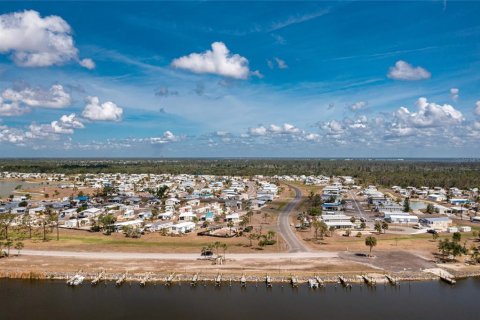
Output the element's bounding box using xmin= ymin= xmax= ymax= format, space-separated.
xmin=1 ymin=278 xmax=480 ymax=320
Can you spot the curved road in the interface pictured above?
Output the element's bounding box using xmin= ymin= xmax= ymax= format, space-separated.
xmin=277 ymin=185 xmax=309 ymax=253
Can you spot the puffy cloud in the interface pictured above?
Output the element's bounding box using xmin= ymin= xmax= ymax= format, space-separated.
xmin=475 ymin=101 xmax=480 ymax=116
xmin=450 ymin=88 xmax=459 ymax=101
xmin=387 ymin=60 xmax=431 ymax=81
xmin=0 ymin=10 xmax=94 ymax=68
xmin=393 ymin=97 xmax=463 ymax=128
xmin=2 ymin=84 xmax=71 ymax=108
xmin=79 ymin=58 xmax=95 ymax=70
xmin=29 ymin=113 xmax=84 ymax=138
xmin=348 ymin=101 xmax=367 ymax=111
xmin=249 ymin=126 xmax=268 ymax=136
xmin=171 ymin=42 xmax=254 ymax=79
xmin=0 ymin=99 xmax=27 ymax=116
xmin=148 ymin=131 xmax=181 ymax=144
xmin=82 ymin=96 xmax=123 ymax=121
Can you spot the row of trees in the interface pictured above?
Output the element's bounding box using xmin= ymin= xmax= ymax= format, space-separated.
xmin=2 ymin=159 xmax=480 ymax=189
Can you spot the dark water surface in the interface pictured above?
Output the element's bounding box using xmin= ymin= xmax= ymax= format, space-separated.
xmin=1 ymin=278 xmax=479 ymax=320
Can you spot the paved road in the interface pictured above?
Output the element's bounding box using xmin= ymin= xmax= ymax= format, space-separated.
xmin=277 ymin=185 xmax=309 ymax=253
xmin=348 ymin=190 xmax=367 ymax=221
xmin=21 ymin=250 xmax=337 ymax=260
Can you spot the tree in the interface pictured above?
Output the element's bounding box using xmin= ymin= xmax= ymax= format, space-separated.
xmin=365 ymin=236 xmax=377 ymax=256
xmin=452 ymin=232 xmax=462 ymax=243
xmin=374 ymin=222 xmax=382 ymax=234
xmin=21 ymin=213 xmax=33 ymax=239
xmin=425 ymin=203 xmax=435 ymax=214
xmin=14 ymin=241 xmax=24 ymax=256
xmin=432 ymin=232 xmax=439 ymax=241
xmin=403 ymin=198 xmax=411 ymax=212
xmin=246 ymin=210 xmax=254 ymax=223
xmin=0 ymin=213 xmax=15 ymax=240
xmin=4 ymin=240 xmax=13 ymax=257
xmin=381 ymin=221 xmax=389 ymax=234
xmin=312 ymin=220 xmax=322 ymax=240
xmin=213 ymin=241 xmax=222 ymax=256
xmin=98 ymin=213 xmax=117 ymax=235
xmin=360 ymin=221 xmax=366 ymax=229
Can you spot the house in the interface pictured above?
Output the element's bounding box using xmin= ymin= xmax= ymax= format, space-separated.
xmin=148 ymin=221 xmax=173 ymax=232
xmin=158 ymin=211 xmax=174 ymax=220
xmin=383 ymin=212 xmax=419 ymax=224
xmin=420 ymin=217 xmax=452 ymax=231
xmin=450 ymin=198 xmax=470 ymax=205
xmin=171 ymin=221 xmax=195 ymax=234
xmin=225 ymin=213 xmax=240 ymax=223
xmin=427 ymin=194 xmax=446 ymax=202
xmin=179 ymin=212 xmax=197 ymax=221
xmin=165 ymin=198 xmax=180 ymax=206
xmin=225 ymin=200 xmax=242 ymax=210
xmin=320 ymin=214 xmax=353 ymax=229
xmin=113 ymin=219 xmax=144 ymax=232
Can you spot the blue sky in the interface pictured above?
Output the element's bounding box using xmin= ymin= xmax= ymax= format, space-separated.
xmin=0 ymin=1 xmax=480 ymax=157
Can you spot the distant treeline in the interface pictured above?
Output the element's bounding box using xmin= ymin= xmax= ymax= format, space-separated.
xmin=1 ymin=159 xmax=479 ymax=189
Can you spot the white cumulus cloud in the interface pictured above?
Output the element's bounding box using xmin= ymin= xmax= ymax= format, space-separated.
xmin=387 ymin=60 xmax=431 ymax=81
xmin=393 ymin=97 xmax=463 ymax=128
xmin=82 ymin=96 xmax=123 ymax=122
xmin=171 ymin=42 xmax=253 ymax=79
xmin=0 ymin=10 xmax=94 ymax=68
xmin=2 ymin=84 xmax=71 ymax=108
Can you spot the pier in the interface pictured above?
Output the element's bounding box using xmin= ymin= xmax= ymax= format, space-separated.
xmin=362 ymin=275 xmax=376 ymax=287
xmin=67 ymin=274 xmax=85 ymax=286
xmin=265 ymin=275 xmax=272 ymax=288
xmin=338 ymin=276 xmax=352 ymax=288
xmin=140 ymin=273 xmax=151 ymax=287
xmin=190 ymin=273 xmax=199 ymax=287
xmin=385 ymin=274 xmax=399 ymax=286
xmin=240 ymin=274 xmax=247 ymax=287
xmin=115 ymin=272 xmax=127 ymax=286
xmin=91 ymin=271 xmax=104 ymax=286
xmin=215 ymin=274 xmax=222 ymax=287
xmin=166 ymin=273 xmax=175 ymax=286
xmin=290 ymin=276 xmax=298 ymax=288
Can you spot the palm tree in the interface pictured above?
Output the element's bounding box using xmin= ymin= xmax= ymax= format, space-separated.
xmin=4 ymin=240 xmax=13 ymax=257
xmin=312 ymin=220 xmax=321 ymax=240
xmin=248 ymin=233 xmax=257 ymax=247
xmin=365 ymin=236 xmax=377 ymax=256
xmin=246 ymin=210 xmax=254 ymax=223
xmin=381 ymin=221 xmax=389 ymax=234
xmin=374 ymin=222 xmax=382 ymax=234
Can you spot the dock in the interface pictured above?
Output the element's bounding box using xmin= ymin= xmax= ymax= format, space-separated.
xmin=338 ymin=275 xmax=352 ymax=288
xmin=308 ymin=278 xmax=319 ymax=289
xmin=140 ymin=273 xmax=151 ymax=287
xmin=265 ymin=275 xmax=272 ymax=288
xmin=166 ymin=273 xmax=175 ymax=286
xmin=240 ymin=274 xmax=247 ymax=287
xmin=439 ymin=274 xmax=456 ymax=285
xmin=115 ymin=272 xmax=127 ymax=286
xmin=215 ymin=274 xmax=222 ymax=287
xmin=290 ymin=276 xmax=298 ymax=288
xmin=67 ymin=274 xmax=84 ymax=286
xmin=91 ymin=271 xmax=104 ymax=286
xmin=362 ymin=275 xmax=376 ymax=286
xmin=315 ymin=275 xmax=325 ymax=287
xmin=190 ymin=273 xmax=199 ymax=286
xmin=385 ymin=274 xmax=399 ymax=286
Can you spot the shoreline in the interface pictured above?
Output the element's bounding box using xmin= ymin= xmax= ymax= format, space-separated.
xmin=2 ymin=268 xmax=480 ymax=285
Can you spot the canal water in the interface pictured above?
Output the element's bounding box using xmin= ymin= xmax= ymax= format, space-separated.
xmin=1 ymin=278 xmax=480 ymax=320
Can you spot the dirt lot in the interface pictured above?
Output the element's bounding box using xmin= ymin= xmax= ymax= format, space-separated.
xmin=15 ymin=228 xmax=287 ymax=254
